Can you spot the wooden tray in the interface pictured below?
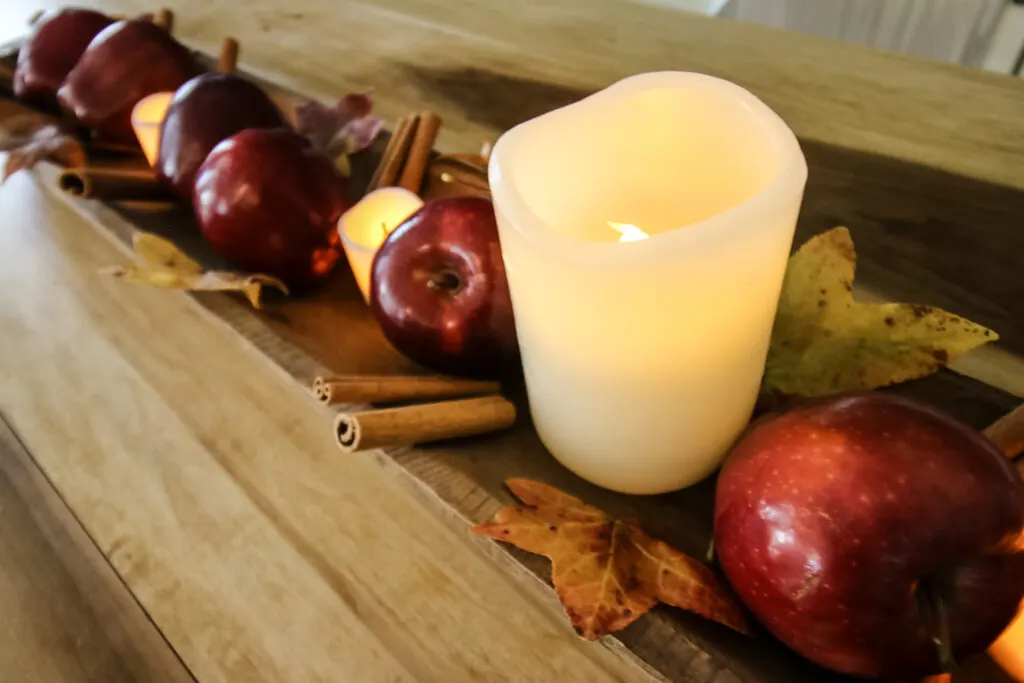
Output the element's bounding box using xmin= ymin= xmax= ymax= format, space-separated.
xmin=4 ymin=38 xmax=1021 ymax=683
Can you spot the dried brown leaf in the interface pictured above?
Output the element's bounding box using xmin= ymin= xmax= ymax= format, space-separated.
xmin=0 ymin=115 xmax=85 ymax=181
xmin=472 ymin=479 xmax=748 ymax=639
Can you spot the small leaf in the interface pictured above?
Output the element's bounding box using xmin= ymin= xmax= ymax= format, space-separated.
xmin=472 ymin=478 xmax=748 ymax=639
xmin=295 ymin=91 xmax=383 ymax=169
xmin=132 ymin=232 xmax=203 ymax=274
xmin=100 ymin=231 xmax=289 ymax=309
xmin=0 ymin=116 xmax=85 ymax=181
xmin=764 ymin=227 xmax=998 ymax=398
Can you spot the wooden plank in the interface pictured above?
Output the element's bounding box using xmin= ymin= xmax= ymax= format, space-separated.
xmin=0 ymin=416 xmax=195 ymax=683
xmin=1 ymin=1 xmax=1022 ymax=679
xmin=0 ymin=169 xmax=641 ymax=683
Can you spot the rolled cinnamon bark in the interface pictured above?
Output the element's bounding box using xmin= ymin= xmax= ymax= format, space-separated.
xmin=983 ymin=403 xmax=1024 ymax=461
xmin=0 ymin=62 xmax=14 ymax=95
xmin=334 ymin=395 xmax=515 ymax=453
xmin=398 ymin=111 xmax=442 ymax=193
xmin=58 ymin=166 xmax=176 ymax=202
xmin=313 ymin=374 xmax=499 ymax=405
xmin=368 ymin=114 xmax=419 ymax=191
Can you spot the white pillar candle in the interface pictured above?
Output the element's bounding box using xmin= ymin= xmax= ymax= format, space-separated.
xmin=337 ymin=187 xmax=424 ymax=302
xmin=130 ymin=91 xmax=174 ymax=166
xmin=488 ymin=72 xmax=807 ymax=495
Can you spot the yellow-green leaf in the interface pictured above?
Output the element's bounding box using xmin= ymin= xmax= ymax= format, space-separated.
xmin=764 ymin=227 xmax=997 ymax=398
xmin=100 ymin=231 xmax=289 ymax=309
xmin=132 ymin=232 xmax=203 ymax=274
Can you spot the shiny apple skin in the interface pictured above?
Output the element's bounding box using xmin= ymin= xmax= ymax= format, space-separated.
xmin=714 ymin=393 xmax=1024 ymax=679
xmin=58 ymin=19 xmax=199 ymax=145
xmin=193 ymin=128 xmax=349 ymax=289
xmin=156 ymin=72 xmax=288 ymax=199
xmin=369 ymin=196 xmax=519 ymax=379
xmin=14 ymin=8 xmax=113 ymax=102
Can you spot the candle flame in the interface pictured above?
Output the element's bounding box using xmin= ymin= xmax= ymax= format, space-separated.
xmin=608 ymin=222 xmax=649 ymax=243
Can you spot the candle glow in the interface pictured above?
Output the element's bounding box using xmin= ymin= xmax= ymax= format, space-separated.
xmin=337 ymin=187 xmax=424 ymax=302
xmin=489 ymin=71 xmax=808 ymax=495
xmin=608 ymin=222 xmax=650 ymax=242
xmin=130 ymin=91 xmax=174 ymax=166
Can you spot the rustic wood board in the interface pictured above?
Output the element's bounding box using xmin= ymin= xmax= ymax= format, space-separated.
xmin=0 ymin=416 xmax=195 ymax=683
xmin=3 ymin=7 xmax=1023 ymax=678
xmin=11 ymin=67 xmax=1018 ymax=683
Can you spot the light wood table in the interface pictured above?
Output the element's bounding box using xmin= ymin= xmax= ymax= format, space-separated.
xmin=1 ymin=1 xmax=1023 ymax=682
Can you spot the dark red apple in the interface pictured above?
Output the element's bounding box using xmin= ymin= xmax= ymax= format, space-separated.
xmin=156 ymin=72 xmax=288 ymax=199
xmin=193 ymin=128 xmax=349 ymax=288
xmin=14 ymin=8 xmax=113 ymax=102
xmin=714 ymin=393 xmax=1024 ymax=679
xmin=370 ymin=196 xmax=518 ymax=378
xmin=58 ymin=19 xmax=198 ymax=145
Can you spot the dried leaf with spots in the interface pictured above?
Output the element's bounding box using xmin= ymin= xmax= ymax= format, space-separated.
xmin=131 ymin=232 xmax=203 ymax=274
xmin=472 ymin=479 xmax=749 ymax=639
xmin=0 ymin=116 xmax=85 ymax=181
xmin=764 ymin=227 xmax=997 ymax=399
xmin=99 ymin=231 xmax=288 ymax=309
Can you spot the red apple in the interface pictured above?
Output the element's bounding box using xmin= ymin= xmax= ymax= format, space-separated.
xmin=193 ymin=128 xmax=349 ymax=288
xmin=14 ymin=8 xmax=113 ymax=102
xmin=370 ymin=196 xmax=518 ymax=378
xmin=58 ymin=18 xmax=198 ymax=145
xmin=714 ymin=393 xmax=1024 ymax=679
xmin=156 ymin=72 xmax=288 ymax=199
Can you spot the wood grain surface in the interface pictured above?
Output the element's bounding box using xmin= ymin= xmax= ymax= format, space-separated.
xmin=0 ymin=0 xmax=1022 ymax=681
xmin=0 ymin=417 xmax=194 ymax=683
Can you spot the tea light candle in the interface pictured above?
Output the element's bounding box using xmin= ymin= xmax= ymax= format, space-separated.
xmin=131 ymin=91 xmax=174 ymax=166
xmin=338 ymin=187 xmax=424 ymax=301
xmin=489 ymin=72 xmax=807 ymax=495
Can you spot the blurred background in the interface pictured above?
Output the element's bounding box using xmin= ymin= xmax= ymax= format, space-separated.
xmin=3 ymin=0 xmax=1023 ymax=74
xmin=641 ymin=0 xmax=1024 ymax=74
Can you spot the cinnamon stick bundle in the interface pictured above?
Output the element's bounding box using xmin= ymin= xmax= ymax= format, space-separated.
xmin=334 ymin=395 xmax=515 ymax=453
xmin=313 ymin=374 xmax=499 ymax=405
xmin=58 ymin=165 xmax=175 ymax=202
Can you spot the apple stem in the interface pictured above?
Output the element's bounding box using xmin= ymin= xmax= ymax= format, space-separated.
xmin=381 ymin=222 xmax=388 ymax=240
xmin=706 ymin=538 xmax=715 ymax=564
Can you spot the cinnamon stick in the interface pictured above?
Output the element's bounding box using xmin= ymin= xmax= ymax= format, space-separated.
xmin=368 ymin=114 xmax=418 ymax=191
xmin=334 ymin=395 xmax=515 ymax=453
xmin=58 ymin=165 xmax=176 ymax=202
xmin=153 ymin=8 xmax=174 ymax=32
xmin=0 ymin=62 xmax=14 ymax=96
xmin=313 ymin=374 xmax=499 ymax=405
xmin=218 ymin=37 xmax=239 ymax=73
xmin=983 ymin=403 xmax=1024 ymax=461
xmin=398 ymin=111 xmax=442 ymax=193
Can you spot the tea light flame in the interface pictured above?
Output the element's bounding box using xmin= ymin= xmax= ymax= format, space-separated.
xmin=608 ymin=221 xmax=650 ymax=243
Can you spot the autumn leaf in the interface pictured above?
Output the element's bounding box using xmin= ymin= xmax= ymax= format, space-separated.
xmin=764 ymin=227 xmax=997 ymax=399
xmin=295 ymin=91 xmax=383 ymax=176
xmin=472 ymin=479 xmax=748 ymax=639
xmin=99 ymin=232 xmax=289 ymax=309
xmin=0 ymin=115 xmax=85 ymax=181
